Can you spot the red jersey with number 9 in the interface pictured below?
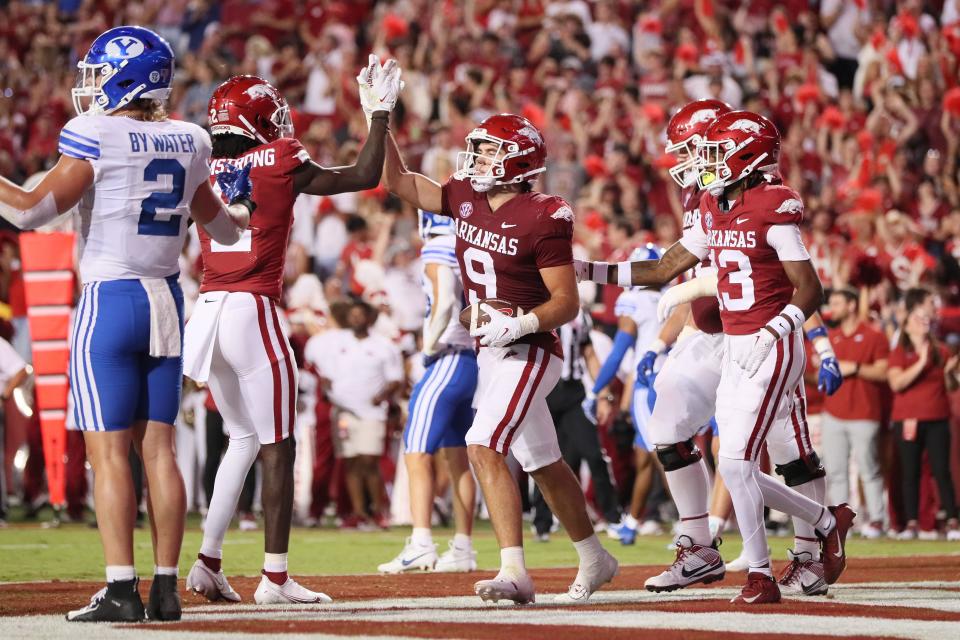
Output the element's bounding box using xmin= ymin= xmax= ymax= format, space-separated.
xmin=440 ymin=178 xmax=573 ymax=356
xmin=199 ymin=137 xmax=310 ymax=300
xmin=691 ymin=182 xmax=804 ymax=335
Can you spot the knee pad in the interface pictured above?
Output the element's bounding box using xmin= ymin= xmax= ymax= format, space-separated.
xmin=774 ymin=452 xmax=826 ymax=487
xmin=655 ymin=438 xmax=702 ymax=472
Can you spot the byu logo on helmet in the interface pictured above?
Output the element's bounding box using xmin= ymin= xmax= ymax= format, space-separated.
xmin=104 ymin=37 xmax=145 ymax=59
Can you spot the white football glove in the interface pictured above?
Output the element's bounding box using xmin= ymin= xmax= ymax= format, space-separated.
xmin=656 ymin=285 xmax=685 ymax=324
xmin=734 ymin=329 xmax=777 ymax=378
xmin=356 ymin=54 xmax=403 ymax=127
xmin=470 ymin=303 xmax=536 ymax=348
xmin=657 ymin=274 xmax=718 ymax=324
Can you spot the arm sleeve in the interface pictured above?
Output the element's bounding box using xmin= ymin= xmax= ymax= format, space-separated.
xmin=591 ymin=329 xmax=634 ymax=393
xmin=766 ymin=224 xmax=811 ymax=261
xmin=59 ymin=116 xmax=101 ymax=161
xmin=678 ymin=222 xmax=710 ymax=260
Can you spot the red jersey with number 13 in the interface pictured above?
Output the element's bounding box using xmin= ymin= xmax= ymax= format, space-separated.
xmin=689 ymin=182 xmax=804 ymax=335
xmin=199 ymin=137 xmax=310 ymax=300
xmin=440 ymin=178 xmax=574 ymax=357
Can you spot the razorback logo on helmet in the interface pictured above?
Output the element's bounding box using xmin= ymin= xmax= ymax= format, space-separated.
xmin=689 ymin=108 xmax=717 ymax=125
xmin=517 ymin=125 xmax=543 ymax=145
xmin=727 ymin=118 xmax=762 ymax=134
xmin=245 ymin=84 xmax=280 ymax=101
xmin=775 ymin=198 xmax=803 ymax=214
xmin=550 ymin=205 xmax=574 ymax=222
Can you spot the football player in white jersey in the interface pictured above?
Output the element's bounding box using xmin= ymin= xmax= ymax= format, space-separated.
xmin=378 ymin=211 xmax=479 ymax=574
xmin=0 ymin=26 xmax=253 ymax=623
xmin=582 ymin=244 xmax=666 ymax=543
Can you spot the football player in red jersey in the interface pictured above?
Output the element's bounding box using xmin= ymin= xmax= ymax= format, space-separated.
xmin=380 ymin=109 xmax=618 ymax=604
xmin=182 ymin=66 xmax=402 ymax=605
xmin=577 ymin=111 xmax=854 ymax=605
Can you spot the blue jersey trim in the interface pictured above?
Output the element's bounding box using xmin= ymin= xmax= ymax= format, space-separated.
xmin=61 ymin=128 xmax=99 ymax=146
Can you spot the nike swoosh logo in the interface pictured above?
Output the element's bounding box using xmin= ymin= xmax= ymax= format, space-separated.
xmin=742 ymin=593 xmax=762 ymax=603
xmin=501 ymin=223 xmax=517 ymax=229
xmin=400 ymin=553 xmax=432 ymax=566
xmin=681 ymin=561 xmax=721 ymax=579
xmin=204 ymin=299 xmax=219 ymax=303
xmin=800 ymin=579 xmax=823 ymax=592
xmin=736 ymin=218 xmax=750 ymax=225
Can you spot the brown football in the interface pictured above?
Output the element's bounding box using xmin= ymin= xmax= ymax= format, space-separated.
xmin=459 ymin=298 xmax=526 ymax=333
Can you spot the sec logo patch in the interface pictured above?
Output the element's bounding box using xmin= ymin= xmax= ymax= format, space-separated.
xmin=459 ymin=202 xmax=473 ymax=218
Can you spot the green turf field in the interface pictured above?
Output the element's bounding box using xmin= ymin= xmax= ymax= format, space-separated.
xmin=1 ymin=518 xmax=956 ymax=583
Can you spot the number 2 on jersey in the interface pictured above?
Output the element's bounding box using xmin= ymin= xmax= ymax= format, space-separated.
xmin=462 ymin=246 xmax=497 ymax=303
xmin=712 ymin=248 xmax=755 ymax=311
xmin=138 ymin=158 xmax=185 ymax=236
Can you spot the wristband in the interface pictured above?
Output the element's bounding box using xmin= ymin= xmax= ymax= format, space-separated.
xmin=592 ymin=262 xmax=609 ymax=285
xmin=230 ymin=197 xmax=256 ymax=215
xmin=616 ymin=261 xmax=632 ymax=287
xmin=805 ymin=325 xmax=827 ymax=342
xmin=519 ymin=312 xmax=540 ymax=336
xmin=647 ymin=339 xmax=667 ymax=355
xmin=766 ymin=304 xmax=806 ymax=339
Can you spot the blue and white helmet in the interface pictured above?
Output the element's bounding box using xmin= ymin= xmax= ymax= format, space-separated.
xmin=418 ymin=210 xmax=455 ymax=240
xmin=72 ymin=26 xmax=175 ymax=116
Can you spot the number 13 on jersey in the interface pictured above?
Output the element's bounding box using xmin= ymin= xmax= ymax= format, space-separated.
xmin=711 ymin=248 xmax=755 ymax=311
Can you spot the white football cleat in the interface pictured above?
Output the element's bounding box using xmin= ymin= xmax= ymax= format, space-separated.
xmin=253 ymin=575 xmax=332 ymax=604
xmin=474 ymin=572 xmax=535 ymax=605
xmin=554 ymin=549 xmax=619 ymax=603
xmin=377 ymin=538 xmax=438 ymax=574
xmin=434 ymin=541 xmax=477 ymax=573
xmin=644 ymin=535 xmax=725 ymax=593
xmin=777 ymin=550 xmax=828 ymax=596
xmin=186 ymin=559 xmax=241 ymax=602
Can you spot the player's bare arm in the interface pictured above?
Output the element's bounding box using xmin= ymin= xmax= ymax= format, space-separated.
xmin=0 ymin=155 xmax=94 ymax=229
xmin=190 ymin=174 xmax=251 ymax=245
xmin=530 ymin=263 xmax=580 ymax=332
xmin=293 ymin=115 xmax=390 ymax=196
xmin=576 ymin=241 xmax=699 ymax=288
xmin=383 ymin=131 xmax=443 ymax=213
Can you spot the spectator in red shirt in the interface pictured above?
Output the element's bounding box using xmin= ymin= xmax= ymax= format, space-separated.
xmin=820 ymin=287 xmax=890 ymax=538
xmin=887 ymin=288 xmax=960 ymax=540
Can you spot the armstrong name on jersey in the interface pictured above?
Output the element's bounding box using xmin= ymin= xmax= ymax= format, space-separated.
xmin=455 ymin=219 xmax=520 ymax=256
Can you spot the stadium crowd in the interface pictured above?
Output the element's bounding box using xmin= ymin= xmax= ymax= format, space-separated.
xmin=1 ymin=0 xmax=959 ymax=542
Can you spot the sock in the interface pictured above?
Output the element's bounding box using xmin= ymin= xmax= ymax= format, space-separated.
xmin=105 ymin=565 xmax=136 ymax=583
xmin=264 ymin=552 xmax=288 ymax=585
xmin=453 ymin=533 xmax=471 ymax=550
xmin=411 ymin=527 xmax=433 ymax=547
xmin=154 ymin=565 xmax=178 ymax=577
xmin=748 ymin=562 xmax=773 ymax=577
xmin=708 ymin=515 xmax=726 ymax=539
xmin=202 ymin=433 xmax=259 ymax=558
xmin=664 ymin=458 xmax=713 ymax=546
xmin=718 ymin=457 xmax=770 ymax=571
xmin=198 ymin=553 xmax=221 ymax=573
xmin=756 ymin=472 xmax=827 ymax=527
xmin=499 ymin=546 xmax=525 ymax=577
xmin=572 ymin=534 xmax=604 ymax=567
xmin=814 ymin=508 xmax=836 ymax=536
xmin=789 ymin=476 xmax=825 ymax=560
xmin=623 ymin=514 xmax=639 ymax=530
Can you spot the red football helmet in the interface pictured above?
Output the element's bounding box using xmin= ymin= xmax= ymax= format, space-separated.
xmin=208 ymin=75 xmax=293 ymax=144
xmin=454 ymin=114 xmax=546 ymax=192
xmin=695 ymin=110 xmax=780 ymax=195
xmin=665 ymin=99 xmax=731 ymax=187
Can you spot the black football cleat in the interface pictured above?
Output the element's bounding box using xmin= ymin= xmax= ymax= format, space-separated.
xmin=66 ymin=578 xmax=146 ymax=622
xmin=147 ymin=574 xmax=182 ymax=621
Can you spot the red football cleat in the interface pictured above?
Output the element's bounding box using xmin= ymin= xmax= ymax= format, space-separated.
xmin=730 ymin=572 xmax=781 ymax=604
xmin=820 ymin=503 xmax=856 ymax=584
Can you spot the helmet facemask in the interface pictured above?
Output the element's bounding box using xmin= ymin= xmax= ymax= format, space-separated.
xmin=695 ymin=136 xmax=771 ymax=196
xmin=271 ymin=102 xmax=294 ymax=138
xmin=72 ymin=60 xmax=118 ymax=116
xmin=665 ymin=134 xmax=701 ymax=188
xmin=455 ymin=136 xmax=510 ymax=193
